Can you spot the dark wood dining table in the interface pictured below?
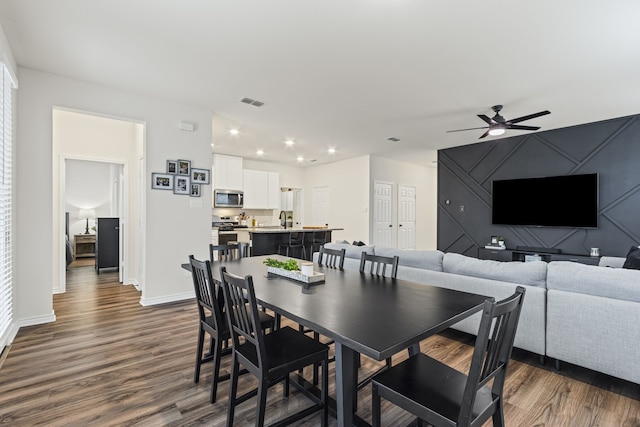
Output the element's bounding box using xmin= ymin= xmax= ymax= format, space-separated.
xmin=184 ymin=254 xmax=489 ymax=427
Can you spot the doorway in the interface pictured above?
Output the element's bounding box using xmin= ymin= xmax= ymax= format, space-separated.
xmin=53 ymin=108 xmax=144 ymax=295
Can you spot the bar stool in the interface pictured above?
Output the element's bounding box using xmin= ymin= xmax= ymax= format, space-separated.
xmin=307 ymin=230 xmax=328 ymax=261
xmin=227 ymin=241 xmax=250 ymax=258
xmin=277 ymin=232 xmax=306 ymax=259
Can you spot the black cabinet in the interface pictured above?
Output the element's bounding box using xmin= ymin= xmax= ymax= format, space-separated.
xmin=478 ymin=247 xmax=599 ymax=265
xmin=95 ymin=217 xmax=119 ymax=274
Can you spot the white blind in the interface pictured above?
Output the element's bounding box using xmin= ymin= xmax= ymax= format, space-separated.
xmin=0 ymin=62 xmax=16 ymax=351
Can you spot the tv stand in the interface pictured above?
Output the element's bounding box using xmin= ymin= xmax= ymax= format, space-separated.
xmin=478 ymin=247 xmax=599 ymax=266
xmin=515 ymin=245 xmax=561 ymax=254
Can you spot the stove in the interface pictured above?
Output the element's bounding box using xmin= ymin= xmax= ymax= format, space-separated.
xmin=212 ymin=221 xmax=237 ymax=231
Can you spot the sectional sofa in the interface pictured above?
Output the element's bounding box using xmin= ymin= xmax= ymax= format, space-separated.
xmin=314 ymin=243 xmax=640 ymax=385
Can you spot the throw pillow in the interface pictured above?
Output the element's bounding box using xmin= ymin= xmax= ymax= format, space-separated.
xmin=622 ymin=246 xmax=640 ymax=270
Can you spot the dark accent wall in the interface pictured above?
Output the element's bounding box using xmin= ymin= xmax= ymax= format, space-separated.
xmin=437 ymin=113 xmax=640 ymax=258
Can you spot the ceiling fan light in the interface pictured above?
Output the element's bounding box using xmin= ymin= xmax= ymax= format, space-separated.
xmin=488 ymin=127 xmax=506 ymax=136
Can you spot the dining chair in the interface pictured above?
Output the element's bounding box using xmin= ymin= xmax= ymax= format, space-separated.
xmin=359 ymin=252 xmax=399 ymax=278
xmin=209 ymin=243 xmax=241 ymax=262
xmin=219 ymin=266 xmax=329 ymax=427
xmin=317 ymin=245 xmax=345 ymax=269
xmin=371 ymin=287 xmax=526 ymax=427
xmin=277 ymin=231 xmax=307 ymax=260
xmin=188 ymin=255 xmax=274 ymax=403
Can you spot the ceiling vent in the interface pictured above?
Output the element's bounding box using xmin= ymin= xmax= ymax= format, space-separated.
xmin=386 ymin=136 xmax=401 ymax=142
xmin=240 ymin=97 xmax=265 ymax=107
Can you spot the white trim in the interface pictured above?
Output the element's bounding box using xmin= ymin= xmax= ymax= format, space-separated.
xmin=18 ymin=313 xmax=56 ymax=328
xmin=0 ymin=320 xmax=18 ymax=350
xmin=0 ymin=54 xmax=18 ymax=88
xmin=139 ymin=291 xmax=194 ymax=307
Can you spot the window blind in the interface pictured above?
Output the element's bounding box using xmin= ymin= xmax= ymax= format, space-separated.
xmin=0 ymin=62 xmax=16 ymax=351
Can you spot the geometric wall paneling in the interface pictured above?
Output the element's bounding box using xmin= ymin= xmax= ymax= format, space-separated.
xmin=438 ymin=113 xmax=640 ymax=257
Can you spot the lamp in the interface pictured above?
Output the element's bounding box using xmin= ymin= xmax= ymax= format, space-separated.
xmin=78 ymin=209 xmax=96 ymax=234
xmin=488 ymin=127 xmax=506 ymax=136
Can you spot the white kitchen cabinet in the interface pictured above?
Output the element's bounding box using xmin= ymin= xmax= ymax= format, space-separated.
xmin=213 ymin=154 xmax=243 ymax=191
xmin=281 ymin=190 xmax=294 ymax=211
xmin=243 ymin=169 xmax=280 ymax=209
xmin=211 ymin=229 xmax=219 ymax=245
xmin=267 ymin=172 xmax=280 ymax=209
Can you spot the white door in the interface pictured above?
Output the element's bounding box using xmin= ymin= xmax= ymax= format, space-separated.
xmin=398 ymin=185 xmax=416 ymax=249
xmin=373 ymin=181 xmax=393 ymax=247
xmin=312 ymin=186 xmax=329 ymax=226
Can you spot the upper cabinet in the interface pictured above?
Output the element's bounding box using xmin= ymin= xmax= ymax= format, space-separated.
xmin=243 ymin=169 xmax=280 ymax=209
xmin=213 ymin=154 xmax=243 ymax=191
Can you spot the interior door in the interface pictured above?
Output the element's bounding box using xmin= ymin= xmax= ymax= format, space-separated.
xmin=311 ymin=186 xmax=329 ymax=226
xmin=398 ymin=185 xmax=416 ymax=249
xmin=373 ymin=181 xmax=393 ymax=247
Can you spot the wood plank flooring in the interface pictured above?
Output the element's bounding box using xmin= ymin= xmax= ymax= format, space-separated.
xmin=1 ymin=262 xmax=639 ymax=426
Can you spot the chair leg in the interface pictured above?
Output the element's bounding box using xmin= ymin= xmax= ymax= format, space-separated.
xmin=256 ymin=379 xmax=269 ymax=427
xmin=372 ymin=383 xmax=381 ymax=427
xmin=194 ymin=328 xmax=205 ymax=383
xmin=210 ymin=338 xmax=222 ymax=403
xmin=226 ymin=357 xmax=239 ymax=427
xmin=492 ymin=398 xmax=506 ymax=427
xmin=321 ymin=358 xmax=328 ymax=427
xmin=283 ymin=373 xmax=290 ymax=397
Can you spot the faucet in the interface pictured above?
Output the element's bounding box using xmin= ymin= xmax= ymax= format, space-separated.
xmin=279 ymin=211 xmax=287 ymax=229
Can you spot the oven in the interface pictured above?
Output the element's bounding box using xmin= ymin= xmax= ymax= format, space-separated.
xmin=218 ymin=232 xmax=237 ymax=245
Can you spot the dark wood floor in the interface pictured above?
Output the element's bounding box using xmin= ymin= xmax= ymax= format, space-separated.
xmin=1 ymin=261 xmax=639 ymax=426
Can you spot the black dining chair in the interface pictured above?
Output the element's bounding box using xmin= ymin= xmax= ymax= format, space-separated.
xmin=317 ymin=245 xmax=346 ymax=270
xmin=359 ymin=252 xmax=399 ymax=278
xmin=209 ymin=243 xmax=241 ymax=262
xmin=220 ymin=266 xmax=329 ymax=427
xmin=371 ymin=287 xmax=526 ymax=427
xmin=188 ymin=255 xmax=274 ymax=403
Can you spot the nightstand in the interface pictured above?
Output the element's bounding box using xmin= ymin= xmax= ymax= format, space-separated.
xmin=74 ymin=234 xmax=96 ymax=258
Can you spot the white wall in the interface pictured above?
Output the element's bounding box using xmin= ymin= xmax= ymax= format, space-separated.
xmin=15 ymin=68 xmax=213 ymax=325
xmin=370 ymin=155 xmax=437 ymax=249
xmin=65 ymin=159 xmax=112 ymax=239
xmin=0 ymin=23 xmax=16 ymax=73
xmin=303 ymin=155 xmax=370 ymax=243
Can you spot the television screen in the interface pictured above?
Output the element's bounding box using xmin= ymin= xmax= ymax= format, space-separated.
xmin=492 ymin=173 xmax=598 ymax=228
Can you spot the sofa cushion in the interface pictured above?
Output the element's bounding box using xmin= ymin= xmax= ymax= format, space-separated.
xmin=323 ymin=242 xmax=374 ymax=260
xmin=547 ymin=261 xmax=640 ymax=302
xmin=374 ymin=247 xmax=444 ymax=272
xmin=598 ymin=256 xmax=626 ymax=268
xmin=442 ymin=253 xmax=547 ymax=288
xmin=622 ymin=246 xmax=640 ymax=270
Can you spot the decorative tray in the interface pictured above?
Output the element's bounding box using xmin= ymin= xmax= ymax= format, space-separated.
xmin=267 ymin=266 xmax=326 ymax=284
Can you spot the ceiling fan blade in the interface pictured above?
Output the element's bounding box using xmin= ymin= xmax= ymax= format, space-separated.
xmin=479 ymin=130 xmax=491 ymax=139
xmin=508 ymin=110 xmax=550 ymax=124
xmin=477 ymin=114 xmax=496 ymax=125
xmin=446 ymin=126 xmax=490 ymax=133
xmin=508 ymin=124 xmax=540 ymax=131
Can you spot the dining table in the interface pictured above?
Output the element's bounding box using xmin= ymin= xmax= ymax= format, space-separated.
xmin=184 ymin=254 xmax=490 ymax=427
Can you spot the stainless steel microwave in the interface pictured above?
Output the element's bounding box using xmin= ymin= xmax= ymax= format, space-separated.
xmin=214 ymin=189 xmax=244 ymax=208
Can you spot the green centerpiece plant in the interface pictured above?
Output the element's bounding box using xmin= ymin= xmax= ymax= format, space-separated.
xmin=263 ymin=258 xmax=299 ymax=271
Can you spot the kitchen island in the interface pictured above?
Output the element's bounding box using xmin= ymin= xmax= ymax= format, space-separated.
xmin=247 ymin=227 xmax=343 ymax=258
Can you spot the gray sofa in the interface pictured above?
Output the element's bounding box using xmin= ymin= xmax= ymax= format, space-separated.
xmin=314 ymin=243 xmax=640 ymax=384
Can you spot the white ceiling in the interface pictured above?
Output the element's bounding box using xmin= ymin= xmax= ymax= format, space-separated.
xmin=1 ymin=0 xmax=640 ymax=167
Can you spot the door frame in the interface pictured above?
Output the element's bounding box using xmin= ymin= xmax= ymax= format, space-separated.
xmin=57 ymin=155 xmax=129 ymax=293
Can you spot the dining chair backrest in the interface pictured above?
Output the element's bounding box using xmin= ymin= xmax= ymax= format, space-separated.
xmin=210 ymin=243 xmax=241 ymax=262
xmin=189 ymin=255 xmax=225 ymax=333
xmin=458 ymin=286 xmax=526 ymax=425
xmin=318 ymin=245 xmax=345 ymax=270
xmin=359 ymin=252 xmax=399 ymax=278
xmin=219 ymin=266 xmax=267 ymax=373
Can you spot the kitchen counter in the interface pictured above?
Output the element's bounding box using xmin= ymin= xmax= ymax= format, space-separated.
xmin=247 ymin=227 xmax=344 ymax=258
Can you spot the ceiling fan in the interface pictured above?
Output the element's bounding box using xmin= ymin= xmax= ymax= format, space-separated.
xmin=447 ymin=105 xmax=551 ymax=139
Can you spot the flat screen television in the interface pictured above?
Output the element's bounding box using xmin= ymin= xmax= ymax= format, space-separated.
xmin=492 ymin=173 xmax=598 ymax=228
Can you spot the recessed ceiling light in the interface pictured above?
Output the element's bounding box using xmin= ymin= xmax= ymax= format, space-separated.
xmin=328 ymin=147 xmax=336 ymax=154
xmin=285 ymin=139 xmax=295 ymax=146
xmin=296 ymin=156 xmax=304 ymax=162
xmin=256 ymin=149 xmax=264 ymax=156
xmin=229 ymin=129 xmax=239 ymax=136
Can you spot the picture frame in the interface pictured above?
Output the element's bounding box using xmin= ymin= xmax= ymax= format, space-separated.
xmin=151 ymin=173 xmax=174 ymax=190
xmin=174 ymin=176 xmax=190 ymax=195
xmin=166 ymin=160 xmax=178 ymax=174
xmin=177 ymin=159 xmax=191 ymax=175
xmin=491 ymin=236 xmax=498 ymax=244
xmin=191 ymin=168 xmax=210 ymax=184
xmin=190 ymin=183 xmax=201 ymax=197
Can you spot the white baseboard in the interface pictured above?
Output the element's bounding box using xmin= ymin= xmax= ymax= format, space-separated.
xmin=139 ymin=291 xmax=194 ymax=306
xmin=18 ymin=312 xmax=56 ymax=328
